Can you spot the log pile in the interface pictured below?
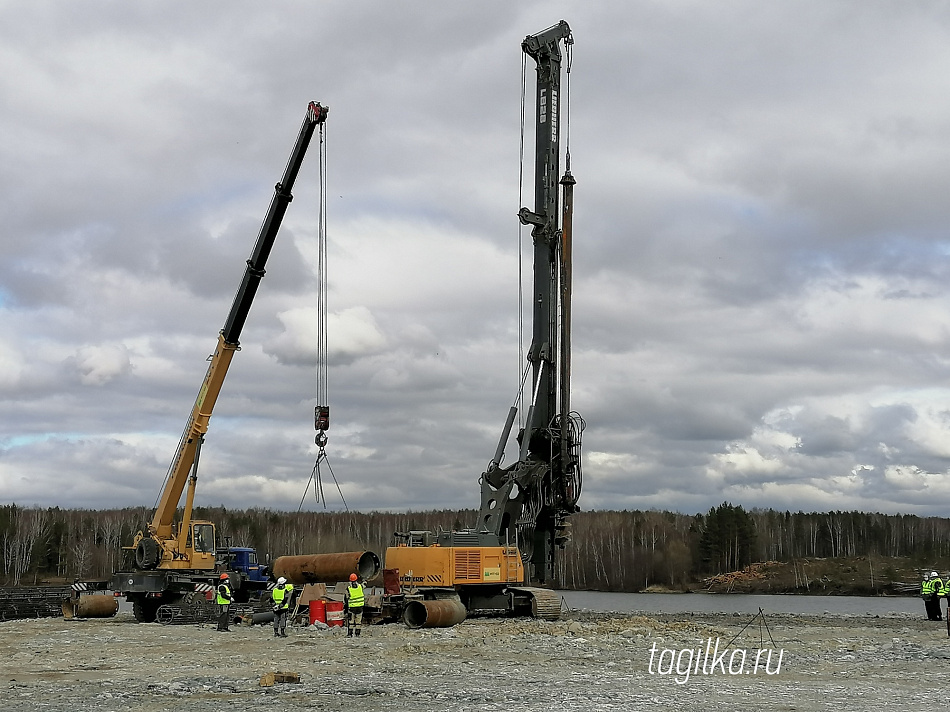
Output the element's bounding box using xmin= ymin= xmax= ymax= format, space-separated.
xmin=702 ymin=562 xmax=780 ymax=592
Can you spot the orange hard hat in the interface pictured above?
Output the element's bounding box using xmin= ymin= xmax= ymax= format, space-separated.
xmin=349 ymin=573 xmax=358 ymax=581
xmin=219 ymin=573 xmax=229 ymax=579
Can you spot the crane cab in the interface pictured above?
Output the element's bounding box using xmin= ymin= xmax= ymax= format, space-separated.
xmin=130 ymin=520 xmax=217 ymax=571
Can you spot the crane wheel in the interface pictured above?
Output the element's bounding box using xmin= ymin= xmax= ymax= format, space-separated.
xmin=134 ymin=538 xmax=160 ymax=569
xmin=132 ymin=598 xmax=159 ymax=623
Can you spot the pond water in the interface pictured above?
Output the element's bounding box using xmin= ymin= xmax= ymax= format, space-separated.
xmin=559 ymin=590 xmax=924 ymax=617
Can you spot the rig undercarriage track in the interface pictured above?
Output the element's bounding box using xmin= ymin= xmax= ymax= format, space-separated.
xmin=511 ymin=586 xmax=563 ymax=620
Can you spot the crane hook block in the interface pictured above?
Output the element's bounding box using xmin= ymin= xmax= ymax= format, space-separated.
xmin=315 ymin=432 xmax=328 ymax=448
xmin=315 ymin=405 xmax=330 ymax=431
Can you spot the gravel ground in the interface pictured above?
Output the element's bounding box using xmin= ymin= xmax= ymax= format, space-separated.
xmin=2 ymin=606 xmax=948 ymax=710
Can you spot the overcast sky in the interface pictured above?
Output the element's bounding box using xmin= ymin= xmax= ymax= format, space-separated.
xmin=4 ymin=1 xmax=950 ymax=519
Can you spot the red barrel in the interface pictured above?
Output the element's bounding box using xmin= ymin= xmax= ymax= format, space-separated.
xmin=308 ymin=599 xmax=327 ymax=625
xmin=325 ymin=601 xmax=344 ymax=627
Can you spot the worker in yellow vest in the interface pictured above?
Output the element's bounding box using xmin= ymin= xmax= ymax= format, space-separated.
xmin=215 ymin=573 xmax=233 ymax=632
xmin=935 ymin=571 xmax=948 ymax=621
xmin=272 ymin=577 xmax=294 ymax=638
xmin=923 ymin=571 xmax=943 ymax=621
xmin=344 ymin=573 xmax=365 ymax=638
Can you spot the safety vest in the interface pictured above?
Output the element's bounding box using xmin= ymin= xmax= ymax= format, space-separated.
xmin=273 ymin=583 xmax=294 ymax=610
xmin=216 ymin=582 xmax=232 ymax=605
xmin=347 ymin=583 xmax=364 ymax=609
xmin=936 ymin=578 xmax=946 ymax=597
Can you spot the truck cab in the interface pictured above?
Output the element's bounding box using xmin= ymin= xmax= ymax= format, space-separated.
xmin=217 ymin=547 xmax=267 ymax=582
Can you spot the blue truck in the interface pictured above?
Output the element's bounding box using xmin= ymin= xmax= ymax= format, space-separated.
xmin=216 ymin=546 xmax=268 ymax=583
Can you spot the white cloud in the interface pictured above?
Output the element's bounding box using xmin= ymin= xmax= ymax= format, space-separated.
xmin=708 ymin=445 xmax=786 ymax=481
xmin=268 ymin=305 xmax=386 ymax=366
xmin=71 ymin=344 xmax=133 ymax=386
xmin=883 ymin=465 xmax=928 ymax=491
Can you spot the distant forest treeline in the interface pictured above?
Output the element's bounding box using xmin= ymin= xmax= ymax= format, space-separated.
xmin=3 ymin=502 xmax=950 ymax=590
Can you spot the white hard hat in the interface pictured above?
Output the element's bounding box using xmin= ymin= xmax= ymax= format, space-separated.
xmin=277 ymin=577 xmax=287 ymax=585
xmin=932 ymin=571 xmax=939 ymax=578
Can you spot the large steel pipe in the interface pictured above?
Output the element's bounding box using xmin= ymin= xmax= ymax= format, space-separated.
xmin=403 ymin=599 xmax=467 ymax=629
xmin=62 ymin=595 xmax=119 ymax=620
xmin=237 ymin=611 xmax=274 ymax=626
xmin=271 ymin=551 xmax=380 ymax=585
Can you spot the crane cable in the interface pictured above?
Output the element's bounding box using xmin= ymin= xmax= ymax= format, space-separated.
xmin=316 ymin=119 xmax=328 ymax=424
xmin=299 ymin=119 xmax=348 ymax=512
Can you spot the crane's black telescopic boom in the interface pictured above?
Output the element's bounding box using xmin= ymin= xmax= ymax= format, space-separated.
xmin=222 ymin=101 xmax=329 ymax=344
xmin=150 ymin=101 xmax=328 ymax=540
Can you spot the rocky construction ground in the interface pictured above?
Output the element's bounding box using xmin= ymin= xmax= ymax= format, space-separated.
xmin=2 ymin=606 xmax=949 ymax=710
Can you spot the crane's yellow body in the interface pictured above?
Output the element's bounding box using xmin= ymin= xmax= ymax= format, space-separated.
xmin=129 ymin=333 xmax=237 ymax=571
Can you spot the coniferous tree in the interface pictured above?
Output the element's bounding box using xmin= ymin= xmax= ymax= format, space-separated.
xmin=698 ymin=502 xmax=756 ymax=574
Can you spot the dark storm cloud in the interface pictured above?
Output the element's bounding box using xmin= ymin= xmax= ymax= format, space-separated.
xmin=3 ymin=1 xmax=950 ymax=518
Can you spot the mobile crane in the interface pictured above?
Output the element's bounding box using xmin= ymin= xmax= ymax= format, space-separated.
xmin=113 ymin=101 xmax=329 ymax=622
xmin=385 ymin=21 xmax=583 ymax=620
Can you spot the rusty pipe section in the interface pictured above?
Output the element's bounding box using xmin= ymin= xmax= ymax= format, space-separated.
xmin=271 ymin=551 xmax=380 ymax=585
xmin=62 ymin=595 xmax=118 ymax=620
xmin=403 ymin=598 xmax=467 ymax=629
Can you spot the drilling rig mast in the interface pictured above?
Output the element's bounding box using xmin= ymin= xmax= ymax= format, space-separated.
xmin=476 ymin=19 xmax=583 ymax=585
xmin=385 ymin=22 xmax=582 ymax=617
